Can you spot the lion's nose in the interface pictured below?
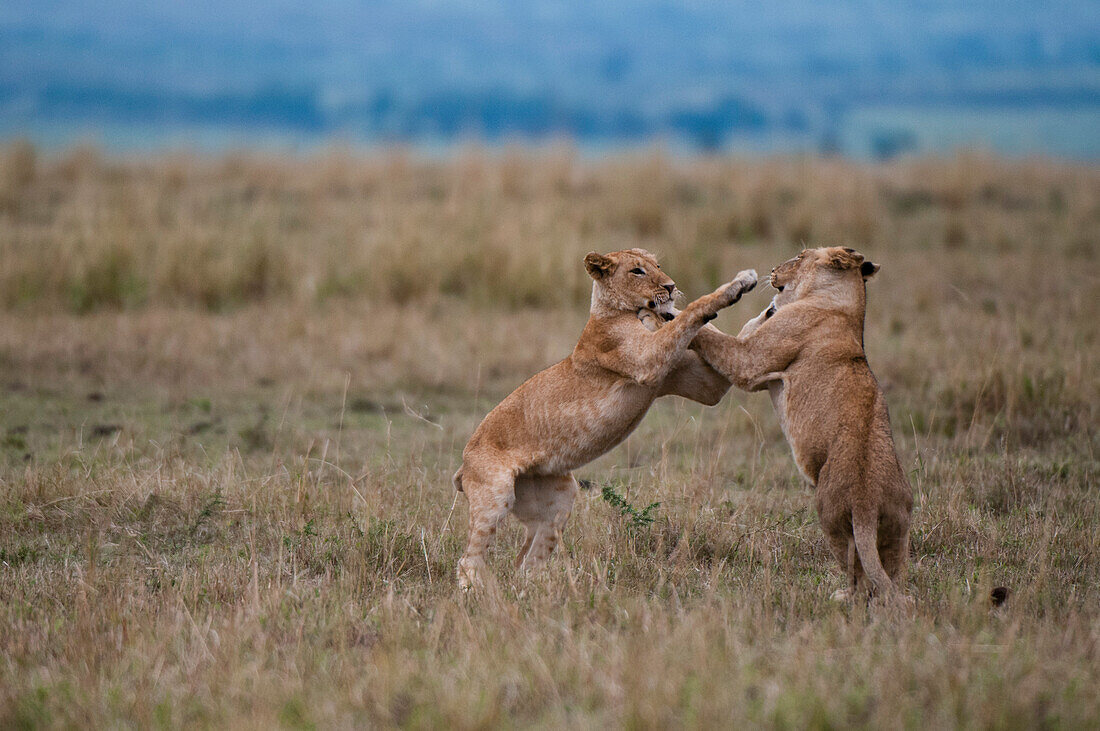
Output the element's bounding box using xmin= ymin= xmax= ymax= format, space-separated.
xmin=663 ymin=283 xmax=676 ymax=295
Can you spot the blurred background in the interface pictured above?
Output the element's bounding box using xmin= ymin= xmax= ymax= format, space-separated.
xmin=2 ymin=0 xmax=1098 ymax=158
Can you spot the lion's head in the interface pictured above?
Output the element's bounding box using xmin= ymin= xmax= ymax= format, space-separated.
xmin=584 ymin=248 xmax=679 ymax=315
xmin=766 ymin=246 xmax=879 ymax=314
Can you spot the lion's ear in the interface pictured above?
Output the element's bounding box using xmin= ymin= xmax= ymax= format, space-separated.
xmin=828 ymin=247 xmax=865 ymax=271
xmin=860 ymin=261 xmax=880 ymax=279
xmin=584 ymin=252 xmax=615 ymax=279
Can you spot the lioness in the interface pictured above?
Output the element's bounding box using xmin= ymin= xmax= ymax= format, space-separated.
xmin=690 ymin=247 xmax=913 ymax=600
xmin=454 ymin=248 xmax=756 ymax=588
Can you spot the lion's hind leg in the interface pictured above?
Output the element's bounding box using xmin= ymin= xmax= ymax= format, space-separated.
xmin=825 ymin=527 xmax=861 ymax=602
xmin=513 ymin=474 xmax=578 ymax=574
xmin=457 ymin=461 xmax=516 ymax=590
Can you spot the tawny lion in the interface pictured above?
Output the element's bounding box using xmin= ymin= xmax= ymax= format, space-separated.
xmin=454 ymin=248 xmax=756 ymax=588
xmin=689 ymin=247 xmax=913 ymax=600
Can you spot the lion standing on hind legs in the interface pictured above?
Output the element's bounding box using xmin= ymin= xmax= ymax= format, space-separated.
xmin=688 ymin=247 xmax=914 ymax=604
xmin=453 ymin=248 xmax=757 ymax=589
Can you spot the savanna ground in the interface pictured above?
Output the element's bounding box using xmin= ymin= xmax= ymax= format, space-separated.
xmin=0 ymin=142 xmax=1097 ymax=728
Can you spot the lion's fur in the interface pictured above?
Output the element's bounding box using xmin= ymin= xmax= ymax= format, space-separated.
xmin=454 ymin=248 xmax=756 ymax=588
xmin=692 ymin=246 xmax=913 ymax=599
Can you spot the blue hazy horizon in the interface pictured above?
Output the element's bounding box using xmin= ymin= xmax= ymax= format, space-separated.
xmin=1 ymin=0 xmax=1098 ymax=158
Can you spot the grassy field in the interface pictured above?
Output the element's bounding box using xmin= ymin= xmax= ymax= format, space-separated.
xmin=0 ymin=144 xmax=1098 ymax=728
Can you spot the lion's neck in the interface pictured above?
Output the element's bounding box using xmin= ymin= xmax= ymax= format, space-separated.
xmin=800 ymin=286 xmax=868 ymax=345
xmin=588 ymin=302 xmax=633 ymax=322
xmin=805 ymin=281 xmax=866 ymax=320
xmin=589 ymin=284 xmax=635 ymax=319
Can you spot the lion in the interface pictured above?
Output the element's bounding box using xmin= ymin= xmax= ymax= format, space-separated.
xmin=688 ymin=246 xmax=913 ymax=600
xmin=454 ymin=248 xmax=757 ymax=588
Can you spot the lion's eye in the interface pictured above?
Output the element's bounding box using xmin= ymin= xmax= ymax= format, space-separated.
xmin=630 ymin=267 xmax=646 ymax=275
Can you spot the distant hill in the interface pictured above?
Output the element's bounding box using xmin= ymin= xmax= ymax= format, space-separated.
xmin=1 ymin=0 xmax=1098 ymax=156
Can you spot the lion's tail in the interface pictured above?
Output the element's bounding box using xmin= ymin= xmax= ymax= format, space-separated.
xmin=452 ymin=466 xmax=464 ymax=492
xmin=852 ymin=508 xmax=894 ymax=596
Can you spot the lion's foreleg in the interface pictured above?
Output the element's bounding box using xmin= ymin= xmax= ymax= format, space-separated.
xmin=690 ymin=321 xmax=799 ymax=393
xmin=658 ymin=351 xmax=731 ymax=405
xmin=736 ymin=299 xmax=777 ymax=338
xmin=623 ymin=270 xmax=757 ymax=386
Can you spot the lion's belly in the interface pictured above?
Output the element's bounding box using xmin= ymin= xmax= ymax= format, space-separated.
xmin=529 ymin=380 xmax=654 ymax=474
xmin=768 ymin=379 xmax=819 ymax=486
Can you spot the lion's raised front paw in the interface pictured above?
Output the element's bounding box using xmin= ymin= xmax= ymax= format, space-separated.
xmin=636 ymin=308 xmax=663 ymax=332
xmin=716 ymin=269 xmax=758 ymax=307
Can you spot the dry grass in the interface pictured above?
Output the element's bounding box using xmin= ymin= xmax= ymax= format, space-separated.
xmin=2 ymin=142 xmax=1097 ymax=312
xmin=0 ymin=145 xmax=1098 ymax=728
